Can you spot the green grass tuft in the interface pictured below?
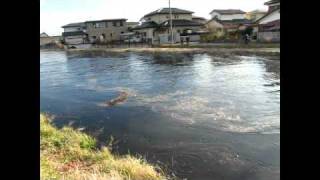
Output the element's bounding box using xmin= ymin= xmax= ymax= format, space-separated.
xmin=40 ymin=114 xmax=166 ymax=180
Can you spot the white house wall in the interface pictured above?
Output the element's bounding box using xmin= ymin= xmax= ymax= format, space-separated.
xmin=259 ymin=10 xmax=280 ymax=24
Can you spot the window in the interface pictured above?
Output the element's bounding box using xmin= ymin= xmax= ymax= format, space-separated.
xmin=113 ymin=21 xmax=117 ymax=26
xmin=174 ymin=15 xmax=179 ymax=19
xmin=166 ymin=15 xmax=170 ymax=19
xmin=92 ymin=36 xmax=96 ymax=39
xmin=177 ymin=30 xmax=181 ymax=33
xmin=110 ymin=33 xmax=113 ymax=37
xmin=120 ymin=21 xmax=123 ymax=26
xmin=94 ymin=22 xmax=105 ymax=28
xmin=121 ymin=32 xmax=124 ymax=34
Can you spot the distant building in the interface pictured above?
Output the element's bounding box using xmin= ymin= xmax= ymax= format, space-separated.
xmin=256 ymin=0 xmax=280 ymax=42
xmin=62 ymin=18 xmax=129 ymax=46
xmin=40 ymin=32 xmax=62 ymax=47
xmin=206 ymin=18 xmax=252 ymax=40
xmin=206 ymin=9 xmax=252 ymax=40
xmin=132 ymin=8 xmax=204 ymax=44
xmin=246 ymin=10 xmax=267 ymax=21
xmin=209 ymin=9 xmax=246 ymax=21
xmin=206 ymin=8 xmax=253 ymax=41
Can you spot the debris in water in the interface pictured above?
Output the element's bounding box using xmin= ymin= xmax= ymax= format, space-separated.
xmin=98 ymin=91 xmax=129 ymax=107
xmin=77 ymin=127 xmax=85 ymax=131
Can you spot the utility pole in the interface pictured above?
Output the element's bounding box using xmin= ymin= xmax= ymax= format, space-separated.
xmin=169 ymin=0 xmax=174 ymax=44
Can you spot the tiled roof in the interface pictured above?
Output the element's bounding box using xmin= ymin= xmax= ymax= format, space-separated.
xmin=143 ymin=8 xmax=193 ymax=18
xmin=85 ymin=18 xmax=127 ymax=23
xmin=210 ymin=9 xmax=246 ymax=15
xmin=131 ymin=21 xmax=159 ymax=30
xmin=192 ymin=16 xmax=206 ymax=20
xmin=264 ymin=0 xmax=280 ymax=5
xmin=62 ymin=22 xmax=85 ymax=28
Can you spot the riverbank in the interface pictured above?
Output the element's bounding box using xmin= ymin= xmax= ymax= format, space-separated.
xmin=40 ymin=114 xmax=166 ymax=180
xmin=66 ymin=46 xmax=280 ymax=58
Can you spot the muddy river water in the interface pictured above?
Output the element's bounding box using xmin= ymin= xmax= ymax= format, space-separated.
xmin=40 ymin=50 xmax=280 ymax=180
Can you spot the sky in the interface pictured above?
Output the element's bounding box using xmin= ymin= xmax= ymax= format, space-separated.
xmin=40 ymin=0 xmax=268 ymax=36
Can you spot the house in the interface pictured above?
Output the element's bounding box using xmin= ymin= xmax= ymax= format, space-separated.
xmin=61 ymin=22 xmax=88 ymax=45
xmin=40 ymin=32 xmax=62 ymax=47
xmin=206 ymin=9 xmax=254 ymax=40
xmin=205 ymin=16 xmax=252 ymax=41
xmin=84 ymin=19 xmax=128 ymax=43
xmin=256 ymin=0 xmax=280 ymax=42
xmin=40 ymin=32 xmax=49 ymax=38
xmin=132 ymin=8 xmax=204 ymax=44
xmin=246 ymin=10 xmax=267 ymax=21
xmin=209 ymin=9 xmax=246 ymax=20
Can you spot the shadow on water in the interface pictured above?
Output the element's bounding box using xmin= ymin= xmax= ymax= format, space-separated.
xmin=41 ymin=51 xmax=280 ymax=180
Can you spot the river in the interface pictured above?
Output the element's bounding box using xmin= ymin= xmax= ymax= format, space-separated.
xmin=40 ymin=50 xmax=280 ymax=180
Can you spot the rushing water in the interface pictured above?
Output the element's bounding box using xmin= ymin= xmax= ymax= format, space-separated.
xmin=40 ymin=50 xmax=280 ymax=180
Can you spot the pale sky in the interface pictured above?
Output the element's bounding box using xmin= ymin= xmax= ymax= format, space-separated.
xmin=40 ymin=0 xmax=268 ymax=36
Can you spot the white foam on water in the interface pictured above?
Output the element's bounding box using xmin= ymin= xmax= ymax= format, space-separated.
xmin=96 ymin=88 xmax=279 ymax=134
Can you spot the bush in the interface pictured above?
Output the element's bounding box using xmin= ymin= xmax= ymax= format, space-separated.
xmin=200 ymin=30 xmax=226 ymax=42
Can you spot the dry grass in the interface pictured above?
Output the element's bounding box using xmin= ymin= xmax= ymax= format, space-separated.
xmin=40 ymin=114 xmax=166 ymax=180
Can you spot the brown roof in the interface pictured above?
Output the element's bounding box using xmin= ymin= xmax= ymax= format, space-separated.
xmin=210 ymin=9 xmax=246 ymax=15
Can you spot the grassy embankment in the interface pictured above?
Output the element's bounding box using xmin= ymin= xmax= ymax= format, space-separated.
xmin=40 ymin=114 xmax=166 ymax=180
